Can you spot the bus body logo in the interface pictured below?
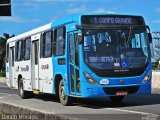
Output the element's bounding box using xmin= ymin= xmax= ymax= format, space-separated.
xmin=121 ymin=59 xmax=128 ymax=68
xmin=21 ymin=65 xmax=29 ymax=72
xmin=100 ymin=79 xmax=109 ymax=85
xmin=41 ymin=64 xmax=49 ymax=70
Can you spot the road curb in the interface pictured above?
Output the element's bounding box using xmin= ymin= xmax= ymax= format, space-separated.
xmin=0 ymin=102 xmax=76 ymax=120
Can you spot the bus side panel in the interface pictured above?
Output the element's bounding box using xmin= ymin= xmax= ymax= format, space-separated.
xmin=6 ymin=63 xmax=10 ymax=87
xmin=14 ymin=61 xmax=32 ymax=91
xmin=51 ymin=26 xmax=69 ymax=95
xmin=39 ymin=57 xmax=53 ymax=93
xmin=52 ymin=56 xmax=68 ymax=95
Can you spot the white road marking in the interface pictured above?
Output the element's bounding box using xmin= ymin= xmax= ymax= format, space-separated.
xmin=107 ymin=108 xmax=158 ymax=115
xmin=0 ymin=92 xmax=18 ymax=96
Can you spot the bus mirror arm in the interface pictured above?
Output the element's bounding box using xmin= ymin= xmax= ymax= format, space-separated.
xmin=148 ymin=33 xmax=152 ymax=43
xmin=76 ymin=25 xmax=82 ymax=30
xmin=146 ymin=25 xmax=152 ymax=43
xmin=146 ymin=25 xmax=154 ymax=58
xmin=146 ymin=25 xmax=150 ymax=32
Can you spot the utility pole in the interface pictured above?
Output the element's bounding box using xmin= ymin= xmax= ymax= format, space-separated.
xmin=0 ymin=0 xmax=11 ymax=16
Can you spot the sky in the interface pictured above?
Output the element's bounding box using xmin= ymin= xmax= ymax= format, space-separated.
xmin=0 ymin=0 xmax=160 ymax=37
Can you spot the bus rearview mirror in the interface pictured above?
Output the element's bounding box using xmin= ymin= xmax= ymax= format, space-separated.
xmin=146 ymin=25 xmax=152 ymax=43
xmin=148 ymin=33 xmax=152 ymax=43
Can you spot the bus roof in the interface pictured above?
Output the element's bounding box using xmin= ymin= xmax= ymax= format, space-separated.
xmin=7 ymin=23 xmax=52 ymax=43
xmin=7 ymin=14 xmax=78 ymax=43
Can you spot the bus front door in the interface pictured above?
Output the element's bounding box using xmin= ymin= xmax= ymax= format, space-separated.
xmin=31 ymin=39 xmax=39 ymax=91
xmin=68 ymin=32 xmax=81 ymax=95
xmin=9 ymin=45 xmax=15 ymax=88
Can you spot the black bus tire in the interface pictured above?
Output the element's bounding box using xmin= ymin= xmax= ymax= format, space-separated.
xmin=59 ymin=80 xmax=73 ymax=106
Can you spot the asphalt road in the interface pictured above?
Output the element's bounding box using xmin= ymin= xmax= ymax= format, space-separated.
xmin=0 ymin=84 xmax=160 ymax=120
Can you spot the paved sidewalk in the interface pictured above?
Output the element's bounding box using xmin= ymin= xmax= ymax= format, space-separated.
xmin=152 ymin=71 xmax=160 ymax=89
xmin=0 ymin=77 xmax=6 ymax=84
xmin=152 ymin=88 xmax=160 ymax=94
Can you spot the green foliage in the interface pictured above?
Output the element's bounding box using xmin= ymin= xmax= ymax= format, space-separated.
xmin=0 ymin=71 xmax=6 ymax=77
xmin=0 ymin=72 xmax=2 ymax=77
xmin=0 ymin=33 xmax=14 ymax=72
xmin=152 ymin=58 xmax=160 ymax=70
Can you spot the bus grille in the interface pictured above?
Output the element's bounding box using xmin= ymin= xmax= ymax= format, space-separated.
xmin=103 ymin=85 xmax=140 ymax=95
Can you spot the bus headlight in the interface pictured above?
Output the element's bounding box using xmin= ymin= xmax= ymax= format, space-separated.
xmin=83 ymin=72 xmax=98 ymax=85
xmin=142 ymin=71 xmax=151 ymax=83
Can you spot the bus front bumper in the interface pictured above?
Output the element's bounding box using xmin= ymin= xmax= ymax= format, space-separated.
xmin=81 ymin=81 xmax=151 ymax=98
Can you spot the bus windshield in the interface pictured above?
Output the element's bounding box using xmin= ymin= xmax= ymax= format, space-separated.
xmin=83 ymin=27 xmax=149 ymax=70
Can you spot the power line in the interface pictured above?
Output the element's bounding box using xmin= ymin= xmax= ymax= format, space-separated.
xmin=152 ymin=32 xmax=160 ymax=48
xmin=152 ymin=32 xmax=160 ymax=40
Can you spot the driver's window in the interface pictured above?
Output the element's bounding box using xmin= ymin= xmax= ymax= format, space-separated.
xmin=131 ymin=34 xmax=141 ymax=48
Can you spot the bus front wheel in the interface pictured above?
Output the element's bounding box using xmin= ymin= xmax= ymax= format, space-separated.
xmin=109 ymin=96 xmax=124 ymax=104
xmin=59 ymin=80 xmax=72 ymax=106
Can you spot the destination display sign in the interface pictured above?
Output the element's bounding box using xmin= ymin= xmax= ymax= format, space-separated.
xmin=82 ymin=15 xmax=144 ymax=25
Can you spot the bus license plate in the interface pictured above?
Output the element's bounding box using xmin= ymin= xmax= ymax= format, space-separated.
xmin=116 ymin=91 xmax=128 ymax=96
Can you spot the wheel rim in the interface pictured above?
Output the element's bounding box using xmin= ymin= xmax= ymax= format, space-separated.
xmin=60 ymin=85 xmax=65 ymax=100
xmin=20 ymin=83 xmax=23 ymax=96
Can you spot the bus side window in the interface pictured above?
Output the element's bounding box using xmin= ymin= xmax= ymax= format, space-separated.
xmin=16 ymin=40 xmax=23 ymax=61
xmin=6 ymin=44 xmax=9 ymax=63
xmin=23 ymin=37 xmax=31 ymax=60
xmin=75 ymin=33 xmax=79 ymax=67
xmin=12 ymin=49 xmax=14 ymax=66
xmin=53 ymin=27 xmax=66 ymax=56
xmin=42 ymin=31 xmax=52 ymax=58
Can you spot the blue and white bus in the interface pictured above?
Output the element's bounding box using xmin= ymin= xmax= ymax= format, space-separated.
xmin=6 ymin=14 xmax=153 ymax=105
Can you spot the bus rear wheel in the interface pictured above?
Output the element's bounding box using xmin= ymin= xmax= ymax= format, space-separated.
xmin=110 ymin=96 xmax=124 ymax=104
xmin=19 ymin=78 xmax=31 ymax=99
xmin=59 ymin=80 xmax=72 ymax=106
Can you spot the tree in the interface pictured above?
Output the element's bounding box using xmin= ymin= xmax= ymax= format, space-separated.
xmin=152 ymin=58 xmax=160 ymax=70
xmin=0 ymin=33 xmax=14 ymax=71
